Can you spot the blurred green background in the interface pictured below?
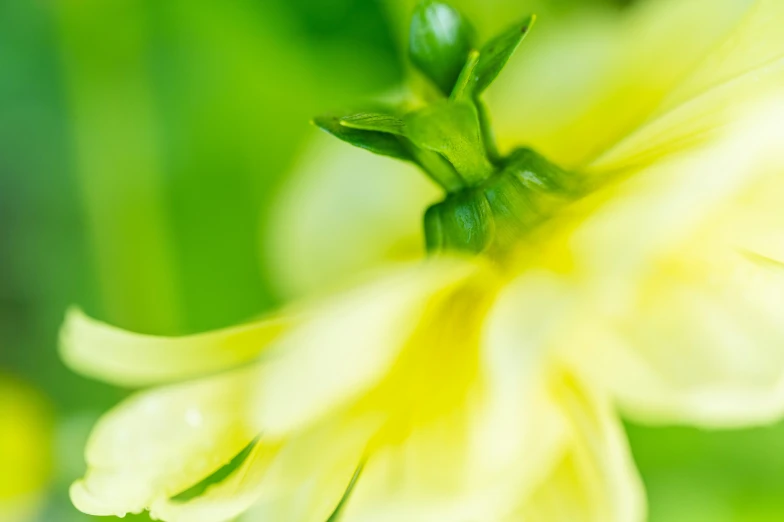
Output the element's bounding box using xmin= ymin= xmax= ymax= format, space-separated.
xmin=1 ymin=0 xmax=783 ymax=520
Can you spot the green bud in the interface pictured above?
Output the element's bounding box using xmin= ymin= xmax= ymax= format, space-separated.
xmin=409 ymin=0 xmax=475 ymax=95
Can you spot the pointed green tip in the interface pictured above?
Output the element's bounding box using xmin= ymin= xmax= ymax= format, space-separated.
xmin=471 ymin=13 xmax=537 ymax=96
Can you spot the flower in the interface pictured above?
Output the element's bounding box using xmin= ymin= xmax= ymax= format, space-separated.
xmin=63 ymin=0 xmax=784 ymax=521
xmin=0 ymin=375 xmax=52 ymax=522
xmin=271 ymin=0 xmax=784 ymax=426
xmin=62 ymin=258 xmax=642 ymax=521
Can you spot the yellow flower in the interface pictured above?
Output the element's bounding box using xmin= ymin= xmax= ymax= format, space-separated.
xmin=62 ymin=0 xmax=784 ymax=521
xmin=62 ymin=259 xmax=642 ymax=521
xmin=0 ymin=375 xmax=52 ymax=522
xmin=270 ymin=0 xmax=784 ymax=426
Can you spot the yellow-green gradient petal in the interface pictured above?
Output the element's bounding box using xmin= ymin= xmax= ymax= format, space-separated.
xmin=60 ymin=307 xmax=291 ymax=387
xmin=71 ymin=367 xmax=259 ymax=517
xmin=244 ymin=416 xmax=378 ymax=522
xmin=265 ymin=132 xmax=439 ymax=299
xmin=566 ymin=100 xmax=784 ymax=427
xmin=147 ymin=413 xmax=379 ymax=522
xmin=508 ymin=373 xmax=645 ymax=522
xmin=592 ymin=0 xmax=784 ymax=172
xmin=146 ymin=442 xmax=280 ymax=522
xmin=251 ymin=259 xmax=477 ymax=437
xmin=489 ymin=0 xmax=751 ymax=169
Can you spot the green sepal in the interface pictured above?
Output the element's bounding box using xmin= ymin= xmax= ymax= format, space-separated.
xmin=472 ymin=14 xmax=536 ymax=96
xmin=313 ymin=113 xmax=412 ymax=161
xmin=405 ymin=100 xmax=493 ymax=186
xmin=450 ymin=50 xmax=480 ymax=101
xmin=476 ymin=99 xmax=500 ymax=164
xmin=424 ymin=147 xmax=579 ymax=255
xmin=340 ymin=112 xmax=406 ymax=134
xmin=423 ymin=204 xmax=445 ymax=251
xmin=502 ymin=147 xmax=579 ymax=195
xmin=425 ymin=189 xmax=494 ymax=254
xmin=409 ymin=0 xmax=476 ymax=95
xmin=316 ymin=110 xmax=467 ymax=192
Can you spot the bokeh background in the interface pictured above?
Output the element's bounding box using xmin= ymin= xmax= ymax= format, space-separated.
xmin=1 ymin=0 xmax=783 ymax=520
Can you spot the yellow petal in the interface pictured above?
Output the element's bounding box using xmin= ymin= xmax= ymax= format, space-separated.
xmin=470 ymin=271 xmax=574 ymax=490
xmin=490 ymin=0 xmax=749 ymax=169
xmin=265 ymin=132 xmax=439 ymax=299
xmin=60 ymin=307 xmax=291 ymax=387
xmin=70 ymin=367 xmax=259 ymax=518
xmin=337 ymin=273 xmax=572 ymax=522
xmin=592 ymin=0 xmax=784 ymax=171
xmin=246 ymin=415 xmax=379 ymax=522
xmin=509 ymin=372 xmax=645 ymax=522
xmin=566 ymin=100 xmax=784 ymax=427
xmin=145 ymin=442 xmax=279 ymax=522
xmin=147 ymin=412 xmax=379 ymax=522
xmin=251 ymin=259 xmax=477 ymax=437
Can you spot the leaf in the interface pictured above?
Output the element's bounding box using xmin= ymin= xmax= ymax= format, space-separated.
xmin=473 ymin=14 xmax=536 ymax=96
xmin=313 ymin=113 xmax=412 ymax=161
xmin=409 ymin=0 xmax=476 ymax=95
xmin=340 ymin=112 xmax=406 ymax=134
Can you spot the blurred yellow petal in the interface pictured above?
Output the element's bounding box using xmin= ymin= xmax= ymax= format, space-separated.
xmin=144 ymin=409 xmax=379 ymax=522
xmin=251 ymin=259 xmax=477 ymax=436
xmin=71 ymin=367 xmax=259 ymax=517
xmin=338 ymin=274 xmax=569 ymax=522
xmin=592 ymin=0 xmax=784 ymax=171
xmin=60 ymin=308 xmax=291 ymax=387
xmin=265 ymin=132 xmax=439 ymax=299
xmin=246 ymin=416 xmax=378 ymax=522
xmin=470 ymin=271 xmax=573 ymax=493
xmin=564 ymin=99 xmax=784 ymax=427
xmin=490 ymin=0 xmax=750 ymax=169
xmin=509 ymin=373 xmax=645 ymax=522
xmin=146 ymin=441 xmax=279 ymax=522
